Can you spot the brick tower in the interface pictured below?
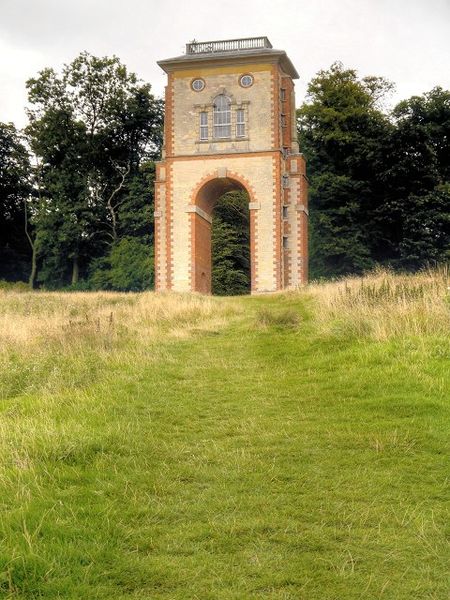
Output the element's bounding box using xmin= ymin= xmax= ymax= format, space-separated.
xmin=154 ymin=37 xmax=308 ymax=293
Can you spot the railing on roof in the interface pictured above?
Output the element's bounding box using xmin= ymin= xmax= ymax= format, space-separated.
xmin=186 ymin=37 xmax=272 ymax=55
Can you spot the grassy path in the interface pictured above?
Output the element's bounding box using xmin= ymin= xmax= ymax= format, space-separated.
xmin=0 ymin=291 xmax=449 ymax=598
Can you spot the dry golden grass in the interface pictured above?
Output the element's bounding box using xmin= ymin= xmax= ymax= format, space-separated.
xmin=0 ymin=290 xmax=238 ymax=352
xmin=308 ymin=266 xmax=450 ymax=340
xmin=0 ymin=290 xmax=240 ymax=400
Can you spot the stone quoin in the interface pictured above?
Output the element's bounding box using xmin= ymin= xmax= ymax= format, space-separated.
xmin=154 ymin=37 xmax=308 ymax=293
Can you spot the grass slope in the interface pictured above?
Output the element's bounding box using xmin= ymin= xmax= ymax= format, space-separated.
xmin=0 ymin=271 xmax=449 ymax=599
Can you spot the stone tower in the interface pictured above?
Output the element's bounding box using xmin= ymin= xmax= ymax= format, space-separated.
xmin=155 ymin=37 xmax=308 ymax=293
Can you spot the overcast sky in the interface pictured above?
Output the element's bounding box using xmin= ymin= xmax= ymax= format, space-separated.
xmin=1 ymin=0 xmax=449 ymax=128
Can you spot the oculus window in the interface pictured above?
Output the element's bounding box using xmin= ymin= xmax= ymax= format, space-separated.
xmin=191 ymin=78 xmax=205 ymax=91
xmin=239 ymin=74 xmax=254 ymax=88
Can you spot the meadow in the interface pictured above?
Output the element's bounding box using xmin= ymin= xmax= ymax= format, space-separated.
xmin=0 ymin=269 xmax=449 ymax=599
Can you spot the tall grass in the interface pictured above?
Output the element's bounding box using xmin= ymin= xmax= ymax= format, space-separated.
xmin=0 ymin=290 xmax=238 ymax=400
xmin=308 ymin=266 xmax=450 ymax=340
xmin=0 ymin=290 xmax=238 ymax=347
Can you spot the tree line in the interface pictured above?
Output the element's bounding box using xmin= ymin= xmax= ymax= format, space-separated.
xmin=1 ymin=53 xmax=163 ymax=291
xmin=1 ymin=54 xmax=449 ymax=292
xmin=298 ymin=63 xmax=450 ymax=278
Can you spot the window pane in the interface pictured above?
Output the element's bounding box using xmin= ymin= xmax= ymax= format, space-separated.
xmin=214 ymin=124 xmax=231 ymax=138
xmin=192 ymin=79 xmax=205 ymax=91
xmin=199 ymin=112 xmax=208 ymax=140
xmin=236 ymin=109 xmax=245 ymax=137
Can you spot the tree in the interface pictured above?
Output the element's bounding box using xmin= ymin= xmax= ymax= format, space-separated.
xmin=298 ymin=62 xmax=393 ymax=278
xmin=88 ymin=161 xmax=157 ymax=291
xmin=399 ymin=186 xmax=450 ymax=268
xmin=378 ymin=87 xmax=450 ymax=269
xmin=393 ymin=87 xmax=450 ymax=184
xmin=308 ymin=173 xmax=373 ymax=276
xmin=0 ymin=123 xmax=31 ymax=282
xmin=26 ymin=107 xmax=94 ymax=286
xmin=25 ymin=52 xmax=163 ymax=288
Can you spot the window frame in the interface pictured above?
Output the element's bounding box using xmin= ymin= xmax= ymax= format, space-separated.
xmin=236 ymin=108 xmax=246 ymax=138
xmin=213 ymin=94 xmax=232 ymax=139
xmin=199 ymin=111 xmax=208 ymax=140
xmin=239 ymin=74 xmax=254 ymax=88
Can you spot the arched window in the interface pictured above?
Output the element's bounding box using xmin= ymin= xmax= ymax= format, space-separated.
xmin=213 ymin=95 xmax=231 ymax=139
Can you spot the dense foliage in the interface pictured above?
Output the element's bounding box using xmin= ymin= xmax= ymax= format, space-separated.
xmin=298 ymin=63 xmax=450 ymax=278
xmin=19 ymin=52 xmax=162 ymax=289
xmin=212 ymin=191 xmax=250 ymax=295
xmin=0 ymin=123 xmax=31 ymax=281
xmin=0 ymin=56 xmax=448 ymax=290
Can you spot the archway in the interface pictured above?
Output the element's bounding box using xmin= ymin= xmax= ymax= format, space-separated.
xmin=212 ymin=190 xmax=250 ymax=295
xmin=189 ymin=175 xmax=255 ymax=294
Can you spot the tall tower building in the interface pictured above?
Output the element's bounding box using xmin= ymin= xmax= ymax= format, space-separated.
xmin=155 ymin=37 xmax=308 ymax=293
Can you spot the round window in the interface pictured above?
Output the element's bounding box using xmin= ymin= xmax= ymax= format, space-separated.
xmin=239 ymin=74 xmax=254 ymax=88
xmin=191 ymin=78 xmax=205 ymax=92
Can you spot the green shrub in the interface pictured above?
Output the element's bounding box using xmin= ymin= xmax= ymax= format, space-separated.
xmin=89 ymin=238 xmax=154 ymax=291
xmin=0 ymin=280 xmax=30 ymax=292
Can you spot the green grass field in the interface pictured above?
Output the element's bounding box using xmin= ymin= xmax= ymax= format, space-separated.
xmin=0 ymin=270 xmax=449 ymax=599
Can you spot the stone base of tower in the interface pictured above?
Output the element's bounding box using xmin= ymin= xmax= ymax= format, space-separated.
xmin=154 ymin=151 xmax=308 ymax=294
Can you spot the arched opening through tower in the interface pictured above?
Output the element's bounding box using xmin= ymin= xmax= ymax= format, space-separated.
xmin=211 ymin=190 xmax=250 ymax=296
xmin=190 ymin=176 xmax=253 ymax=295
